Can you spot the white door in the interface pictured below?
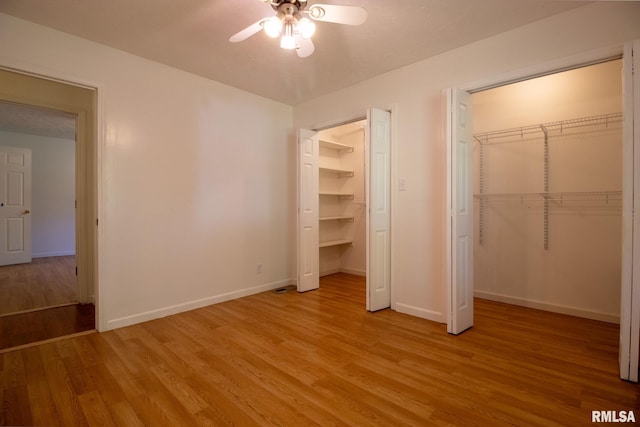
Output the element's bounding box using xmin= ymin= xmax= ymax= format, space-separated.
xmin=297 ymin=129 xmax=319 ymax=292
xmin=366 ymin=108 xmax=392 ymax=311
xmin=446 ymin=88 xmax=474 ymax=335
xmin=620 ymin=39 xmax=640 ymax=382
xmin=0 ymin=146 xmax=32 ymax=266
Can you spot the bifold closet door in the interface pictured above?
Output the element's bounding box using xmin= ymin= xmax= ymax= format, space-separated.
xmin=446 ymin=88 xmax=474 ymax=335
xmin=620 ymin=39 xmax=640 ymax=382
xmin=367 ymin=108 xmax=391 ymax=312
xmin=297 ymin=129 xmax=319 ymax=292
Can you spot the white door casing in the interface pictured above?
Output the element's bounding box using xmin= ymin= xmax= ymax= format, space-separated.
xmin=366 ymin=108 xmax=392 ymax=311
xmin=0 ymin=146 xmax=32 ymax=266
xmin=297 ymin=129 xmax=319 ymax=292
xmin=620 ymin=39 xmax=640 ymax=382
xmin=446 ymin=88 xmax=474 ymax=335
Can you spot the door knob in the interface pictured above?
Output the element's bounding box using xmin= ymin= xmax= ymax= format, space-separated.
xmin=23 ymin=209 xmax=30 ymax=214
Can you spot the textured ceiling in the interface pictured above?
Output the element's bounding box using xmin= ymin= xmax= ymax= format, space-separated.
xmin=0 ymin=0 xmax=591 ymax=106
xmin=0 ymin=102 xmax=76 ymax=140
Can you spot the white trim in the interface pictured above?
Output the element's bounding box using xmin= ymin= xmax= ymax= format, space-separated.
xmin=32 ymin=251 xmax=76 ymax=258
xmin=104 ymin=278 xmax=293 ymax=331
xmin=319 ymin=267 xmax=342 ymax=277
xmin=340 ymin=267 xmax=366 ymax=276
xmin=445 ymin=88 xmax=454 ymax=332
xmin=389 ymin=103 xmax=398 ymax=315
xmin=394 ymin=303 xmax=443 ymax=323
xmin=475 ymin=291 xmax=620 ymax=324
xmin=462 ymin=45 xmax=623 ymax=93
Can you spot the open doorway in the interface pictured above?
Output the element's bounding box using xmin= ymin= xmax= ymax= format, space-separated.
xmin=448 ymin=44 xmax=640 ymax=381
xmin=0 ymin=69 xmax=97 ymax=350
xmin=0 ymin=102 xmax=78 ymax=315
xmin=471 ymin=59 xmax=623 ymax=323
xmin=297 ymin=108 xmax=392 ymax=311
xmin=317 ymin=121 xmax=367 ymax=279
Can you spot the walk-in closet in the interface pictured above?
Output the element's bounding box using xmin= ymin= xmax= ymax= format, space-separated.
xmin=472 ymin=59 xmax=623 ymax=323
xmin=317 ymin=121 xmax=367 ymax=278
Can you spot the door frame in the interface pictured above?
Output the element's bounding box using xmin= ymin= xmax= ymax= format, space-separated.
xmin=297 ymin=105 xmax=396 ymax=311
xmin=445 ymin=44 xmax=639 ymax=380
xmin=0 ymin=65 xmax=102 ymax=330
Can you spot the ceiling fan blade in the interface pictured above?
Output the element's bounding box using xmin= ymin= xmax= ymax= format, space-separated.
xmin=307 ymin=4 xmax=367 ymax=26
xmin=296 ymin=37 xmax=315 ymax=58
xmin=229 ymin=19 xmax=264 ymax=43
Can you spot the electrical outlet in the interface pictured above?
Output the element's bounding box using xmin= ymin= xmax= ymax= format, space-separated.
xmin=256 ymin=263 xmax=262 ymax=274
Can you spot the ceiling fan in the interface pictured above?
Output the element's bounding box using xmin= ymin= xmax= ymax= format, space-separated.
xmin=229 ymin=0 xmax=367 ymax=58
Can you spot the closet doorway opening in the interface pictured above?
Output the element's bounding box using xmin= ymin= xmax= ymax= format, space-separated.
xmin=297 ymin=108 xmax=392 ymax=312
xmin=448 ymin=49 xmax=640 ymax=381
xmin=472 ymin=59 xmax=623 ymax=324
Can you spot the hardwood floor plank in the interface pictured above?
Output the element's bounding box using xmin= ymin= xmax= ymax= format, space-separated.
xmin=40 ymin=344 xmax=89 ymax=426
xmin=23 ymin=347 xmax=60 ymax=426
xmin=106 ymin=401 xmax=145 ymax=427
xmin=0 ymin=303 xmax=95 ymax=351
xmin=77 ymin=390 xmax=117 ymax=427
xmin=0 ymin=256 xmax=76 ymax=316
xmin=1 ymin=272 xmax=638 ymax=426
xmin=2 ymin=385 xmax=33 ymax=426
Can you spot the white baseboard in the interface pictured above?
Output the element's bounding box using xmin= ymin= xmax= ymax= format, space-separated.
xmin=105 ymin=278 xmax=294 ymax=331
xmin=320 ymin=267 xmax=366 ymax=277
xmin=474 ymin=290 xmax=620 ymax=324
xmin=320 ymin=268 xmax=341 ymax=277
xmin=340 ymin=267 xmax=366 ymax=277
xmin=394 ymin=303 xmax=444 ymax=324
xmin=33 ymin=250 xmax=76 ymax=258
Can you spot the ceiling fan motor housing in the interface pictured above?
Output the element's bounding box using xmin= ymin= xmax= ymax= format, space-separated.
xmin=271 ymin=0 xmax=307 ymax=13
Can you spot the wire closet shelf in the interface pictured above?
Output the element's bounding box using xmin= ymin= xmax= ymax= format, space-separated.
xmin=472 ymin=111 xmax=623 ymax=249
xmin=473 ymin=112 xmax=623 ymax=144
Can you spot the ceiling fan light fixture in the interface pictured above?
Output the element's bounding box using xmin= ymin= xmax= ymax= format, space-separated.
xmin=230 ymin=1 xmax=368 ymax=57
xmin=280 ymin=22 xmax=296 ymax=49
xmin=263 ymin=16 xmax=283 ymax=38
xmin=298 ymin=17 xmax=316 ymax=39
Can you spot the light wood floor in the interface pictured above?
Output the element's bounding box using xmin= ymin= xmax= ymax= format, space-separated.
xmin=1 ymin=273 xmax=638 ymax=426
xmin=0 ymin=256 xmax=77 ymax=316
xmin=0 ymin=303 xmax=95 ymax=351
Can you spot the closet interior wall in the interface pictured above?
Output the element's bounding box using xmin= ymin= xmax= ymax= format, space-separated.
xmin=318 ymin=123 xmax=366 ymax=277
xmin=472 ymin=59 xmax=623 ymax=323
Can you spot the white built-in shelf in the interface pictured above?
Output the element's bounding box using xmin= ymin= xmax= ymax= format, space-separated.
xmin=319 ymin=216 xmax=355 ymax=222
xmin=319 ymin=166 xmax=354 ymax=177
xmin=319 ymin=239 xmax=353 ymax=248
xmin=320 ymin=139 xmax=354 ymax=152
xmin=319 ymin=192 xmax=354 ymax=198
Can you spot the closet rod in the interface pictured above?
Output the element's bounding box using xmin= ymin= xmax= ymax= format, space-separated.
xmin=474 ymin=191 xmax=622 ymax=203
xmin=474 ymin=112 xmax=623 ymax=143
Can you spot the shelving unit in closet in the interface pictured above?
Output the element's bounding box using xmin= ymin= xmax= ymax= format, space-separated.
xmin=318 ymin=138 xmax=355 ymax=248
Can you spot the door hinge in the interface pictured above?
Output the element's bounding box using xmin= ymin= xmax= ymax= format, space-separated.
xmin=75 ymin=266 xmax=78 ymax=276
xmin=75 ymin=200 xmax=77 ymax=209
xmin=96 ymin=218 xmax=99 ymax=226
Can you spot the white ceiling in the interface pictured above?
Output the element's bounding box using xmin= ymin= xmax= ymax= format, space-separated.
xmin=0 ymin=0 xmax=592 ymax=107
xmin=0 ymin=102 xmax=76 ymax=140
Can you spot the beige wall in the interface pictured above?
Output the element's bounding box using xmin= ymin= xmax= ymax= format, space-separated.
xmin=472 ymin=60 xmax=623 ymax=322
xmin=0 ymin=12 xmax=294 ymax=330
